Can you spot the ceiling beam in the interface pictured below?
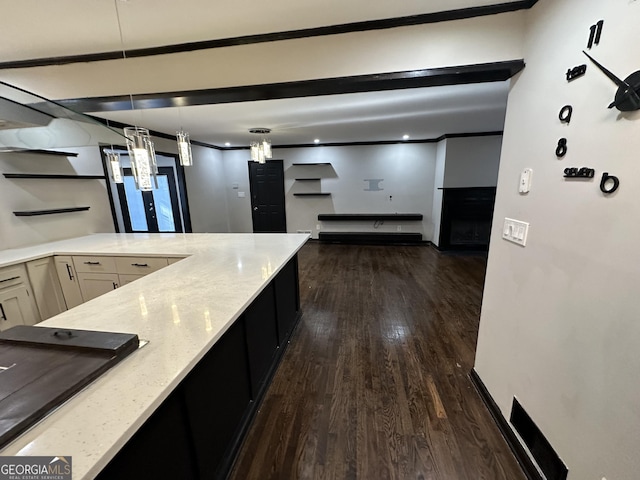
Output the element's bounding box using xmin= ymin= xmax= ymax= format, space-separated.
xmin=58 ymin=60 xmax=525 ymax=113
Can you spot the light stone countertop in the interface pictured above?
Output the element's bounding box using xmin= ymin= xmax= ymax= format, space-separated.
xmin=0 ymin=233 xmax=309 ymax=479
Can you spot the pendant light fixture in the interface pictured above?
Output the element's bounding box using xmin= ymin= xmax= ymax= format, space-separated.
xmin=249 ymin=128 xmax=272 ymax=164
xmin=124 ymin=126 xmax=158 ymax=191
xmin=176 ymin=130 xmax=193 ymax=166
xmin=114 ymin=0 xmax=157 ymax=190
xmin=106 ymin=151 xmax=123 ymax=183
xmin=176 ymin=106 xmax=193 ymax=166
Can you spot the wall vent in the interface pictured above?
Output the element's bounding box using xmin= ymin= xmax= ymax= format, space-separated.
xmin=510 ymin=398 xmax=568 ymax=480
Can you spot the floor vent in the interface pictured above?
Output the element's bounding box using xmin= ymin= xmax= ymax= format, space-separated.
xmin=510 ymin=398 xmax=568 ymax=480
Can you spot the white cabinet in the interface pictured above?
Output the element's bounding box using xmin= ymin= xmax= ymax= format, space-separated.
xmin=77 ymin=272 xmax=120 ymax=302
xmin=0 ymin=285 xmax=38 ymax=331
xmin=118 ymin=274 xmax=145 ymax=286
xmin=26 ymin=257 xmax=66 ymax=320
xmin=115 ymin=257 xmax=168 ymax=275
xmin=55 ymin=256 xmax=84 ymax=309
xmin=0 ymin=264 xmax=39 ymax=331
xmin=72 ymin=255 xmax=173 ymax=303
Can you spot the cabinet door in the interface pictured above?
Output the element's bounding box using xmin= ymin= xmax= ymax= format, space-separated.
xmin=54 ymin=256 xmax=84 ymax=309
xmin=118 ymin=274 xmax=145 ymax=286
xmin=0 ymin=285 xmax=38 ymax=331
xmin=77 ymin=273 xmax=120 ymax=302
xmin=26 ymin=257 xmax=66 ymax=320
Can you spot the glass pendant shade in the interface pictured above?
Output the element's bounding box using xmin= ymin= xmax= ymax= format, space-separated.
xmin=176 ymin=130 xmax=193 ymax=166
xmin=107 ymin=152 xmax=123 ymax=183
xmin=124 ymin=126 xmax=158 ymax=191
xmin=250 ymin=139 xmax=271 ymax=164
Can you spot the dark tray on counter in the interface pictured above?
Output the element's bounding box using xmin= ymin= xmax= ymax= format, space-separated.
xmin=0 ymin=325 xmax=139 ymax=449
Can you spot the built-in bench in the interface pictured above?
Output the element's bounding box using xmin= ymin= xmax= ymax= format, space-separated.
xmin=317 ymin=213 xmax=424 ymax=244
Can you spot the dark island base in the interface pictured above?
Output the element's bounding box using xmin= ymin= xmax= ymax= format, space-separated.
xmin=96 ymin=256 xmax=301 ymax=480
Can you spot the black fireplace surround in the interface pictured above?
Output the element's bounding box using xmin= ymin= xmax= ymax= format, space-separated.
xmin=439 ymin=187 xmax=496 ymax=251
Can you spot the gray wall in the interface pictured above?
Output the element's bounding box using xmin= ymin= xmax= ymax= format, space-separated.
xmin=184 ymin=146 xmax=229 ymax=233
xmin=0 ymin=147 xmax=115 ymax=250
xmin=474 ymin=1 xmax=640 ymax=478
xmin=220 ymin=144 xmax=438 ymax=240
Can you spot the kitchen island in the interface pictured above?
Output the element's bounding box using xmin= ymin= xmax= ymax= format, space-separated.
xmin=0 ymin=233 xmax=309 ymax=479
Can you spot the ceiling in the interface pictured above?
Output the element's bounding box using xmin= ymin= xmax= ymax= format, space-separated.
xmin=0 ymin=0 xmax=523 ymax=148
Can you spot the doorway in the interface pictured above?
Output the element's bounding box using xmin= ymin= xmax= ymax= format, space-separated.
xmin=248 ymin=160 xmax=287 ymax=233
xmin=117 ymin=167 xmax=183 ymax=233
xmin=101 ymin=148 xmax=192 ymax=234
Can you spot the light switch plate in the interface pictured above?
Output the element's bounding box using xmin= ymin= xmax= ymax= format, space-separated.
xmin=519 ymin=168 xmax=532 ymax=193
xmin=503 ymin=218 xmax=529 ymax=246
xmin=238 ymin=191 xmax=245 ymax=198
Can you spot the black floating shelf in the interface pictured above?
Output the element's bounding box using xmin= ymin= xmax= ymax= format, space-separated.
xmin=293 ymin=193 xmax=331 ymax=197
xmin=4 ymin=174 xmax=105 ymax=180
xmin=318 ymin=213 xmax=423 ymax=221
xmin=14 ymin=207 xmax=91 ymax=217
xmin=292 ymin=163 xmax=331 ymax=166
xmin=294 ymin=178 xmax=321 ymax=181
xmin=5 ymin=149 xmax=78 ymax=157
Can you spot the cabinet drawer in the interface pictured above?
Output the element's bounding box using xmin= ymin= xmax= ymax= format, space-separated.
xmin=0 ymin=264 xmax=29 ymax=289
xmin=115 ymin=257 xmax=168 ymax=275
xmin=73 ymin=256 xmax=117 ymax=274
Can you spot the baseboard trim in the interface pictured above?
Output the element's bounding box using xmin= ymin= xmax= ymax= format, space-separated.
xmin=468 ymin=369 xmax=543 ymax=480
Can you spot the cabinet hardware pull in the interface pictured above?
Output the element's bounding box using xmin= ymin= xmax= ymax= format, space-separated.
xmin=0 ymin=303 xmax=6 ymax=321
xmin=65 ymin=264 xmax=74 ymax=281
xmin=112 ymin=282 xmax=118 ymax=289
xmin=0 ymin=276 xmax=20 ymax=283
xmin=84 ymin=261 xmax=101 ymax=265
xmin=131 ymin=263 xmax=149 ymax=267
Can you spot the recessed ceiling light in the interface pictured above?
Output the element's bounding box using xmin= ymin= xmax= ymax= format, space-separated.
xmin=402 ymin=134 xmax=410 ymax=140
xmin=314 ymin=139 xmax=320 ymax=144
xmin=225 ymin=142 xmax=231 ymax=147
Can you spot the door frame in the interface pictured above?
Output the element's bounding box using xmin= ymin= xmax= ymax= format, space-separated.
xmin=117 ymin=167 xmax=184 ymax=233
xmin=100 ymin=145 xmax=192 ymax=233
xmin=248 ymin=159 xmax=287 ymax=233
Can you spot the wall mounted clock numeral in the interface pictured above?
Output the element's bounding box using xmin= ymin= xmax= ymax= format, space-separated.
xmin=587 ymin=20 xmax=604 ymax=49
xmin=600 ymin=172 xmax=620 ymax=194
xmin=559 ymin=105 xmax=573 ymax=123
xmin=556 ymin=138 xmax=568 ymax=157
xmin=564 ymin=167 xmax=595 ymax=178
xmin=566 ymin=65 xmax=587 ymax=82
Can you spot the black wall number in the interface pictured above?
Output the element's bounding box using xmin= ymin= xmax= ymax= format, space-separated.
xmin=564 ymin=167 xmax=595 ymax=178
xmin=559 ymin=105 xmax=573 ymax=123
xmin=600 ymin=172 xmax=620 ymax=194
xmin=566 ymin=65 xmax=587 ymax=82
xmin=556 ymin=138 xmax=568 ymax=157
xmin=587 ymin=20 xmax=604 ymax=49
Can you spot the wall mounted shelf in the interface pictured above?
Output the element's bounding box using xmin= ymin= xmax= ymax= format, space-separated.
xmin=4 ymin=174 xmax=105 ymax=180
xmin=292 ymin=163 xmax=331 ymax=166
xmin=318 ymin=213 xmax=423 ymax=221
xmin=294 ymin=178 xmax=321 ymax=181
xmin=13 ymin=207 xmax=91 ymax=217
xmin=293 ymin=193 xmax=331 ymax=197
xmin=3 ymin=149 xmax=78 ymax=157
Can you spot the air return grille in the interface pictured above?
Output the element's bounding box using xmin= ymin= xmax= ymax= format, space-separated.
xmin=510 ymin=398 xmax=568 ymax=480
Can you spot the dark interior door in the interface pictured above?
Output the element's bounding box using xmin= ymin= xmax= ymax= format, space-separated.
xmin=248 ymin=160 xmax=287 ymax=233
xmin=117 ymin=167 xmax=183 ymax=233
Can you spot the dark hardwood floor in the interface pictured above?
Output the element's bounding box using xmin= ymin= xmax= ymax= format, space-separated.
xmin=229 ymin=242 xmax=524 ymax=480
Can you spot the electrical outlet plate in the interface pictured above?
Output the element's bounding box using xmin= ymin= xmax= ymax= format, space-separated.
xmin=519 ymin=168 xmax=532 ymax=193
xmin=502 ymin=218 xmax=529 ymax=246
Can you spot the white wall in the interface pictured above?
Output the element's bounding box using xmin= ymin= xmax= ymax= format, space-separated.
xmin=474 ymin=1 xmax=640 ymax=479
xmin=184 ymin=145 xmax=229 ymax=232
xmin=217 ymin=144 xmax=437 ymax=239
xmin=0 ymin=147 xmax=115 ymax=250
